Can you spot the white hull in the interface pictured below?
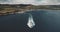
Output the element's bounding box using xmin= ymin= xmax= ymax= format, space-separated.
xmin=27 ymin=14 xmax=35 ymax=28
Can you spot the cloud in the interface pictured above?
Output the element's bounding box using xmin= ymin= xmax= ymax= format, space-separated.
xmin=0 ymin=0 xmax=60 ymax=5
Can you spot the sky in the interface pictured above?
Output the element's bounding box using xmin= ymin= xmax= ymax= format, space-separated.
xmin=0 ymin=0 xmax=60 ymax=5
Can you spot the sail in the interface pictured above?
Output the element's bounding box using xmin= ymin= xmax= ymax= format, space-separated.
xmin=27 ymin=14 xmax=35 ymax=28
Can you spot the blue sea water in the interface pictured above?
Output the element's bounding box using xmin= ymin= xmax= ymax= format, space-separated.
xmin=0 ymin=10 xmax=60 ymax=32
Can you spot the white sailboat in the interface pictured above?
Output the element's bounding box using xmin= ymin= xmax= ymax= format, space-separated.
xmin=27 ymin=14 xmax=35 ymax=28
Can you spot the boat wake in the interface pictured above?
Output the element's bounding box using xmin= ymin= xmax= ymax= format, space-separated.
xmin=27 ymin=14 xmax=35 ymax=28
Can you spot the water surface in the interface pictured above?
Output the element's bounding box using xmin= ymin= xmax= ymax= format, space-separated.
xmin=0 ymin=10 xmax=60 ymax=32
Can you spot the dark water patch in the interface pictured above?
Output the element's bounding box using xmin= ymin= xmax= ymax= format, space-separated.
xmin=0 ymin=10 xmax=60 ymax=32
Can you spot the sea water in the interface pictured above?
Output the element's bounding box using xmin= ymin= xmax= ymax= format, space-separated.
xmin=0 ymin=10 xmax=60 ymax=32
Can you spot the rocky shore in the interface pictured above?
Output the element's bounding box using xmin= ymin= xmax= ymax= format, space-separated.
xmin=0 ymin=4 xmax=60 ymax=15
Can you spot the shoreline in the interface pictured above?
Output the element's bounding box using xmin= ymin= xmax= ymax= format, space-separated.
xmin=0 ymin=4 xmax=60 ymax=15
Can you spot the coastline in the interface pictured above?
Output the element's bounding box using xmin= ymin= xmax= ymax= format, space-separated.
xmin=0 ymin=4 xmax=60 ymax=15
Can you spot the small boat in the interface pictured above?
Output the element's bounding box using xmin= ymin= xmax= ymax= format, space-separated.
xmin=27 ymin=14 xmax=35 ymax=28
